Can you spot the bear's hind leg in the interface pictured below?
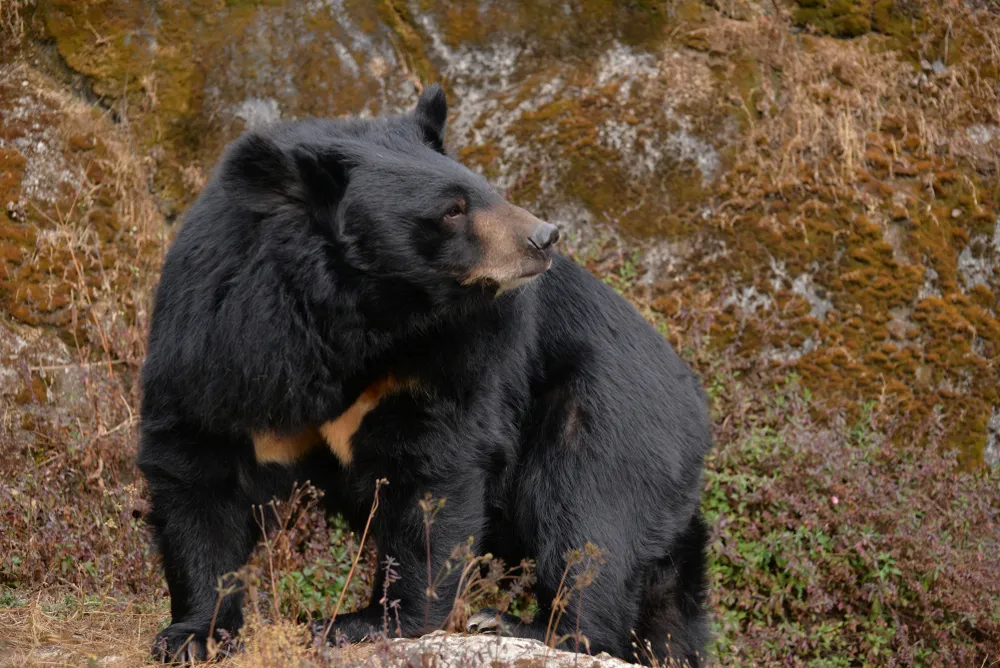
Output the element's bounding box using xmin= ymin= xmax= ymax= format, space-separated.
xmin=634 ymin=514 xmax=710 ymax=667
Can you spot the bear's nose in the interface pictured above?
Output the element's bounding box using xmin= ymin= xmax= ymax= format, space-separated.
xmin=528 ymin=223 xmax=560 ymax=251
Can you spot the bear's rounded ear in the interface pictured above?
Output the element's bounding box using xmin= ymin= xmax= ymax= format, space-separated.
xmin=413 ymin=83 xmax=448 ymax=153
xmin=219 ymin=133 xmax=298 ymax=214
xmin=219 ymin=133 xmax=350 ymax=214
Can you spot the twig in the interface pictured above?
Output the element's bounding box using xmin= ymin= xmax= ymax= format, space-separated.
xmin=97 ymin=416 xmax=136 ymax=437
xmin=545 ymin=559 xmax=573 ymax=648
xmin=207 ymin=587 xmax=224 ymax=656
xmin=28 ymin=360 xmax=127 ymax=372
xmin=254 ymin=504 xmax=280 ymax=623
xmin=321 ymin=478 xmax=388 ymax=646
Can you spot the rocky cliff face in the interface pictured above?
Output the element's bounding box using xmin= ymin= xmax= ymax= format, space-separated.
xmin=2 ymin=0 xmax=998 ymax=468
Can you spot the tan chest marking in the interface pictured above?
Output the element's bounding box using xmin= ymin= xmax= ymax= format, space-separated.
xmin=252 ymin=375 xmax=412 ymax=467
xmin=253 ymin=427 xmax=322 ymax=464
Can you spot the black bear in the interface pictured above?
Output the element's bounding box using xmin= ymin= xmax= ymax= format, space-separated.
xmin=137 ymin=84 xmax=712 ymax=665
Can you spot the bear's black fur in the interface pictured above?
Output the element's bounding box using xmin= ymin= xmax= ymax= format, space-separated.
xmin=138 ymin=85 xmax=712 ymax=665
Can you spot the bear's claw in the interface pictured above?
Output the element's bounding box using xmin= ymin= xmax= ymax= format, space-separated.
xmin=466 ymin=609 xmax=514 ymax=635
xmin=152 ymin=624 xmax=240 ymax=664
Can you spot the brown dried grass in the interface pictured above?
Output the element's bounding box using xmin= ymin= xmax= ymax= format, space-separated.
xmin=1 ymin=596 xmax=160 ymax=667
xmin=0 ymin=0 xmax=31 ymax=50
xmin=700 ymin=0 xmax=1000 ymax=209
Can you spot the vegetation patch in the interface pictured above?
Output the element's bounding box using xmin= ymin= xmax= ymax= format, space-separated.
xmin=706 ymin=377 xmax=999 ymax=663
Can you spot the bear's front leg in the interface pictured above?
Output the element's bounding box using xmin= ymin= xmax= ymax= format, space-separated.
xmin=312 ymin=437 xmax=489 ymax=644
xmin=138 ymin=425 xmax=269 ymax=663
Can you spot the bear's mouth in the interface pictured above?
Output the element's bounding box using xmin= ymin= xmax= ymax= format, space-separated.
xmin=486 ymin=255 xmax=552 ymax=295
xmin=519 ymin=255 xmax=553 ymax=279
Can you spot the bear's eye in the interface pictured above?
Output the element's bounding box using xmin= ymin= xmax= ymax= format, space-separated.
xmin=443 ymin=200 xmax=466 ymax=221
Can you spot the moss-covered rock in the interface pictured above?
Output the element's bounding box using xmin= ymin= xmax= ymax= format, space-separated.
xmin=0 ymin=64 xmax=160 ymax=352
xmin=36 ymin=0 xmax=418 ymax=216
xmin=16 ymin=0 xmax=1000 ymax=466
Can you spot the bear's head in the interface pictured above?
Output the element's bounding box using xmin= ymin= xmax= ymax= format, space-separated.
xmin=217 ymin=85 xmax=560 ymax=311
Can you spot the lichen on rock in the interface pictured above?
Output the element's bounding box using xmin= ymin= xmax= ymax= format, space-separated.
xmin=21 ymin=0 xmax=1000 ymax=466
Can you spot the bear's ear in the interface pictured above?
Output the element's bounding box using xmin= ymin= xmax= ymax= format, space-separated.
xmin=291 ymin=145 xmax=350 ymax=209
xmin=219 ymin=133 xmax=348 ymax=214
xmin=412 ymin=83 xmax=448 ymax=153
xmin=219 ymin=134 xmax=297 ymax=213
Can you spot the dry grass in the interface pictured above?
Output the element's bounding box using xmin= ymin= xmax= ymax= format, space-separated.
xmin=1 ymin=597 xmax=161 ymax=666
xmin=0 ymin=483 xmax=539 ymax=667
xmin=0 ymin=0 xmax=31 ymax=50
xmin=719 ymin=27 xmax=908 ymax=189
xmin=0 ymin=602 xmax=376 ymax=667
xmin=698 ymin=0 xmax=1000 ymax=214
xmin=0 ymin=62 xmax=169 ymax=665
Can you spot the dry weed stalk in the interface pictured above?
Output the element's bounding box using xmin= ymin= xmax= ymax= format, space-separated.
xmin=318 ymin=477 xmax=387 ymax=646
xmin=416 ymin=493 xmax=538 ymax=636
xmin=0 ymin=0 xmax=31 ymax=48
xmin=544 ymin=543 xmax=605 ymax=654
xmin=418 ymin=492 xmax=447 ymax=629
xmin=441 ymin=540 xmax=535 ymax=633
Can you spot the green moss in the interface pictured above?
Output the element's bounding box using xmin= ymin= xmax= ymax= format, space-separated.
xmin=413 ymin=0 xmax=492 ymax=48
xmin=376 ymin=0 xmax=438 ymax=84
xmin=417 ymin=0 xmax=669 ymax=57
xmin=794 ymin=0 xmax=873 ymax=38
xmin=642 ymin=97 xmax=1000 ymax=465
xmin=871 ymin=0 xmax=914 ymax=41
xmin=730 ymin=55 xmax=763 ymax=126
